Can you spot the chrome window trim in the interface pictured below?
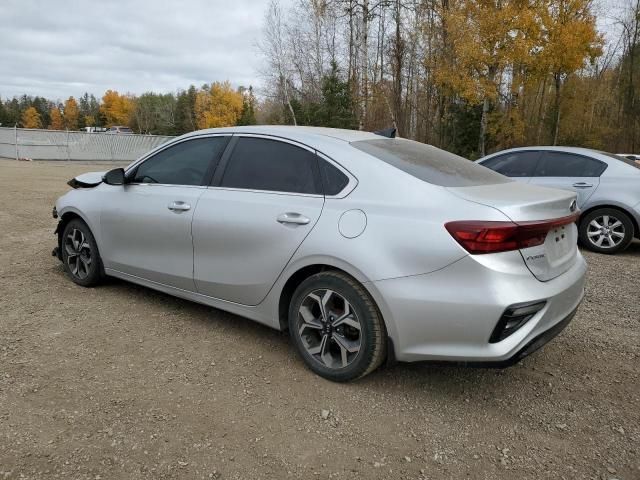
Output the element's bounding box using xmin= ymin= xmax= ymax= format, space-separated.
xmin=125 ymin=131 xmax=359 ymax=196
xmin=123 ymin=183 xmax=208 ymax=190
xmin=205 ymin=185 xmax=324 ymax=198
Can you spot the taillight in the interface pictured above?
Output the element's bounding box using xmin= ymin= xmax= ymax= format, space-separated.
xmin=445 ymin=213 xmax=579 ymax=254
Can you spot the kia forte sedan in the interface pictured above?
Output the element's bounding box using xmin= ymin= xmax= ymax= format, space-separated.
xmin=477 ymin=147 xmax=640 ymax=254
xmin=52 ymin=126 xmax=586 ymax=381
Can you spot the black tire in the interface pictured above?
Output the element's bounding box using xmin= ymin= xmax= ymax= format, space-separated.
xmin=60 ymin=218 xmax=104 ymax=287
xmin=288 ymin=271 xmax=387 ymax=382
xmin=579 ymin=208 xmax=635 ymax=254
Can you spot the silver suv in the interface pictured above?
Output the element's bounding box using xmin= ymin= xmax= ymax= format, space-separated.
xmin=478 ymin=147 xmax=640 ymax=254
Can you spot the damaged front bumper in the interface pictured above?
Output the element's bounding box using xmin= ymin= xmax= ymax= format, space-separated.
xmin=52 ymin=206 xmax=62 ymax=261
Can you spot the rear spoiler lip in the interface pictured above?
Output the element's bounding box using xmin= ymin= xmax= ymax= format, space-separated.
xmin=372 ymin=127 xmax=396 ymax=138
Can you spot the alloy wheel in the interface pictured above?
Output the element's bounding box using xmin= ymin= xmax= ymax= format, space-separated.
xmin=586 ymin=214 xmax=626 ymax=249
xmin=297 ymin=289 xmax=362 ymax=369
xmin=64 ymin=228 xmax=92 ymax=279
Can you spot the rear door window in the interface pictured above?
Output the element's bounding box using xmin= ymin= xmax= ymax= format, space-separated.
xmin=480 ymin=151 xmax=540 ymax=177
xmin=220 ymin=137 xmax=321 ymax=194
xmin=318 ymin=159 xmax=349 ymax=195
xmin=535 ymin=152 xmax=607 ymax=177
xmin=351 ymin=138 xmax=510 ymax=187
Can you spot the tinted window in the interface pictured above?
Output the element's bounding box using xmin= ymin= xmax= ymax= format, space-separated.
xmin=481 ymin=151 xmax=539 ymax=177
xmin=221 ymin=138 xmax=320 ymax=194
xmin=133 ymin=136 xmax=229 ymax=186
xmin=535 ymin=152 xmax=607 ymax=177
xmin=351 ymin=138 xmax=510 ymax=187
xmin=319 ymin=159 xmax=349 ymax=195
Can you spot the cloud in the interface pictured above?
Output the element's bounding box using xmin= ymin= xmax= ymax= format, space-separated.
xmin=0 ymin=0 xmax=277 ymax=101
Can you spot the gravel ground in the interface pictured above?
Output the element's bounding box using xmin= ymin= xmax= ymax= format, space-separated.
xmin=0 ymin=158 xmax=639 ymax=480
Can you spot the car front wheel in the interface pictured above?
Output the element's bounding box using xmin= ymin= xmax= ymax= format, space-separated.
xmin=579 ymin=208 xmax=634 ymax=254
xmin=61 ymin=218 xmax=104 ymax=287
xmin=288 ymin=271 xmax=387 ymax=382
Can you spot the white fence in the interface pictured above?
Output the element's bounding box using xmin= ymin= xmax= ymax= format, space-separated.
xmin=0 ymin=126 xmax=174 ymax=162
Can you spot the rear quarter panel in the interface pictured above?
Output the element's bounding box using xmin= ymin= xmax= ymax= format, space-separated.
xmin=287 ymin=149 xmax=513 ymax=283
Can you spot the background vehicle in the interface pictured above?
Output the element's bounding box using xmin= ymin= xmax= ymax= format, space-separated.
xmin=478 ymin=147 xmax=640 ymax=254
xmin=53 ymin=127 xmax=586 ymax=381
xmin=105 ymin=126 xmax=133 ymax=134
xmin=617 ymin=153 xmax=640 ymax=163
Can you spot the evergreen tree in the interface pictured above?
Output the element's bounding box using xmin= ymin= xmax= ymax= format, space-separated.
xmin=237 ymin=86 xmax=257 ymax=125
xmin=318 ymin=62 xmax=357 ymax=129
xmin=175 ymin=85 xmax=198 ymax=134
xmin=0 ymin=98 xmax=7 ymax=126
xmin=5 ymin=98 xmax=20 ymax=125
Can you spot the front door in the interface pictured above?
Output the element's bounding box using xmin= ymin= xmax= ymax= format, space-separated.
xmin=479 ymin=150 xmax=541 ymax=184
xmin=99 ymin=135 xmax=230 ymax=290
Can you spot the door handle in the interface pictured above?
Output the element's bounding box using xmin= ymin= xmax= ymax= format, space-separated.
xmin=572 ymin=182 xmax=593 ymax=188
xmin=277 ymin=212 xmax=310 ymax=225
xmin=168 ymin=201 xmax=191 ymax=212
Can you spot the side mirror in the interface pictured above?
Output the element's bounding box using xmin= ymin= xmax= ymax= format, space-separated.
xmin=103 ymin=168 xmax=125 ymax=186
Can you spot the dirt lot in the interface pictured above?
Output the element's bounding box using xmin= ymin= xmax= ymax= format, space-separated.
xmin=0 ymin=158 xmax=638 ymax=480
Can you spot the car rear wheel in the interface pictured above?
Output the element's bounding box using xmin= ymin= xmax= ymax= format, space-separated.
xmin=61 ymin=219 xmax=104 ymax=287
xmin=288 ymin=271 xmax=387 ymax=382
xmin=579 ymin=208 xmax=634 ymax=254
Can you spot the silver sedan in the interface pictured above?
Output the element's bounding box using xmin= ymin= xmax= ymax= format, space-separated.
xmin=478 ymin=147 xmax=640 ymax=254
xmin=53 ymin=127 xmax=586 ymax=381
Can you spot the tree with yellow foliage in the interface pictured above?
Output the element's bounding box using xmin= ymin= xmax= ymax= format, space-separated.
xmin=194 ymin=81 xmax=244 ymax=129
xmin=21 ymin=107 xmax=42 ymax=129
xmin=538 ymin=0 xmax=603 ymax=144
xmin=49 ymin=107 xmax=64 ymax=130
xmin=100 ymin=90 xmax=134 ymax=126
xmin=63 ymin=96 xmax=80 ymax=130
xmin=437 ymin=0 xmax=540 ymax=156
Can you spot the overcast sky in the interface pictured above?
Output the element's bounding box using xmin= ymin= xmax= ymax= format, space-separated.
xmin=0 ymin=0 xmax=288 ymax=101
xmin=0 ymin=0 xmax=625 ymax=102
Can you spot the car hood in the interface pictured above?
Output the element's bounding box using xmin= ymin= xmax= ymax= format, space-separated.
xmin=67 ymin=171 xmax=106 ymax=189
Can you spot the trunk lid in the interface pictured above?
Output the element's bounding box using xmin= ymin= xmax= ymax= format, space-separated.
xmin=447 ymin=182 xmax=579 ymax=281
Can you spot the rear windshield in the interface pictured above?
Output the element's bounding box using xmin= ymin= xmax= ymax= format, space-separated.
xmin=351 ymin=138 xmax=511 ymax=187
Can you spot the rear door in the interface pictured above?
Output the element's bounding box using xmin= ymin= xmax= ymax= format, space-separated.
xmin=100 ymin=135 xmax=230 ymax=290
xmin=192 ymin=136 xmax=324 ymax=305
xmin=479 ymin=150 xmax=541 ymax=183
xmin=529 ymin=151 xmax=605 ymax=208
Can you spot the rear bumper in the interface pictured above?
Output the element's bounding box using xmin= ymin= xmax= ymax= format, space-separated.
xmin=469 ymin=305 xmax=578 ymax=368
xmin=370 ymin=250 xmax=587 ymax=363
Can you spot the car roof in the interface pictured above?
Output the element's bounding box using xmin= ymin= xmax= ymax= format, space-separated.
xmin=478 ymin=146 xmax=640 ymax=176
xmin=181 ymin=125 xmax=380 ymax=144
xmin=480 ymin=145 xmax=604 ymax=157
